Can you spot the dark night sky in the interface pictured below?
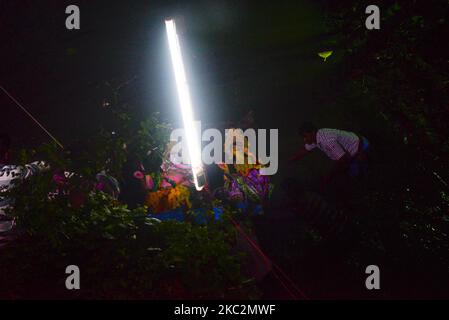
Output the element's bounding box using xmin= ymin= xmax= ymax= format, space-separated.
xmin=1 ymin=0 xmax=367 ymax=186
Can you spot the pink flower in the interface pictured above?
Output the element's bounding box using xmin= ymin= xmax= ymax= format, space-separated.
xmin=53 ymin=173 xmax=67 ymax=186
xmin=133 ymin=171 xmax=144 ymax=179
xmin=145 ymin=175 xmax=154 ymax=190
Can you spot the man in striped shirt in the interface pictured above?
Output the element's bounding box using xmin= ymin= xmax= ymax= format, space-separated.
xmin=289 ymin=122 xmax=369 ymax=190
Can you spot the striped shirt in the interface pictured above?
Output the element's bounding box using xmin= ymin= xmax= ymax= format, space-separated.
xmin=305 ymin=128 xmax=360 ymax=160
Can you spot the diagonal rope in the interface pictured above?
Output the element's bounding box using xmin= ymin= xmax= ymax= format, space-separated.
xmin=0 ymin=86 xmax=64 ymax=149
xmin=230 ymin=218 xmax=299 ymax=299
xmin=229 ymin=216 xmax=309 ymax=300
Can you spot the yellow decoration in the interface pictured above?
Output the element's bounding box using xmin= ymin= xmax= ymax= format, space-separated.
xmin=145 ymin=185 xmax=191 ymax=213
xmin=220 ymin=128 xmax=262 ymax=178
xmin=219 ymin=162 xmax=261 ymax=178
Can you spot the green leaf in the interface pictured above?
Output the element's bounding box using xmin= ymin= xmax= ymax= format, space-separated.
xmin=318 ymin=51 xmax=333 ymax=62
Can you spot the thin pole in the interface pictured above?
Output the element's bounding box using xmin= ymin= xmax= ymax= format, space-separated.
xmin=0 ymin=86 xmax=64 ymax=149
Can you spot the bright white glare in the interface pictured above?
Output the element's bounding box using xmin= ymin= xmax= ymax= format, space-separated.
xmin=165 ymin=19 xmax=205 ymax=191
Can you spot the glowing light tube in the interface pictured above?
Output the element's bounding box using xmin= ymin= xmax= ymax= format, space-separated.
xmin=165 ymin=19 xmax=205 ymax=191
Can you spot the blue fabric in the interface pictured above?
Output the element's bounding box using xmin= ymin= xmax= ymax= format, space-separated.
xmin=234 ymin=201 xmax=264 ymax=216
xmin=213 ymin=207 xmax=224 ymax=221
xmin=191 ymin=208 xmax=207 ymax=225
xmin=148 ymin=207 xmax=224 ymax=224
xmin=148 ymin=208 xmax=185 ymax=222
xmin=349 ymin=137 xmax=369 ymax=177
xmin=361 ymin=136 xmax=370 ymax=152
xmin=191 ymin=207 xmax=225 ymax=224
xmin=236 ymin=201 xmax=248 ymax=211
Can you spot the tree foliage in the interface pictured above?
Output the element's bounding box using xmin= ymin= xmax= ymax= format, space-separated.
xmin=1 ymin=112 xmax=258 ymax=299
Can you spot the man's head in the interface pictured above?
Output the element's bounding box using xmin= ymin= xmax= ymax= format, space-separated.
xmin=0 ymin=133 xmax=11 ymax=164
xmin=299 ymin=122 xmax=317 ymax=145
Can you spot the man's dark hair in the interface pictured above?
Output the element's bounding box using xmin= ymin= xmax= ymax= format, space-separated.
xmin=298 ymin=122 xmax=317 ymax=135
xmin=0 ymin=133 xmax=11 ymax=158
